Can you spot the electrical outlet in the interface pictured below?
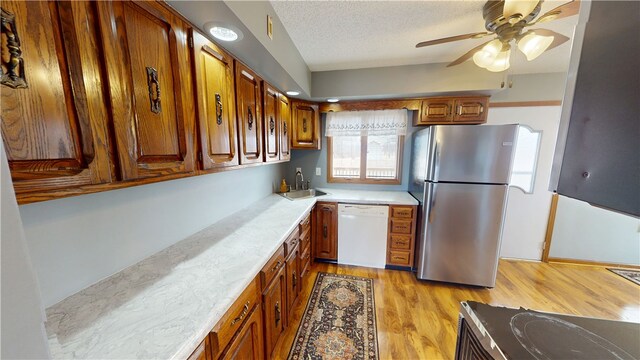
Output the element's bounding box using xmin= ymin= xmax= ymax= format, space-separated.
xmin=296 ymin=167 xmax=301 ymax=173
xmin=316 ymin=167 xmax=321 ymax=176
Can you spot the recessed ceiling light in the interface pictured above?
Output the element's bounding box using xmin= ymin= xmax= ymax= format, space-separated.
xmin=286 ymin=91 xmax=300 ymax=96
xmin=204 ymin=22 xmax=243 ymax=42
xmin=327 ymin=98 xmax=339 ymax=103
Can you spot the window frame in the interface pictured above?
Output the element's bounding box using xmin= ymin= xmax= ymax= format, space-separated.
xmin=327 ymin=135 xmax=404 ymax=185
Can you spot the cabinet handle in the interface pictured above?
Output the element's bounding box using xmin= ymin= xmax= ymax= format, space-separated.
xmin=479 ymin=104 xmax=484 ymax=114
xmin=269 ymin=116 xmax=275 ymax=134
xmin=283 ymin=121 xmax=288 ymax=135
xmin=146 ymin=67 xmax=161 ymax=114
xmin=274 ymin=301 xmax=281 ymax=326
xmin=230 ymin=301 xmax=250 ymax=326
xmin=302 ymin=117 xmax=308 ymax=132
xmin=323 ymin=224 xmax=328 ymax=238
xmin=0 ymin=7 xmax=28 ymax=89
xmin=247 ymin=106 xmax=253 ymax=130
xmin=215 ymin=93 xmax=223 ymax=125
xmin=271 ymin=260 xmax=282 ymax=273
xmin=457 ymin=105 xmax=462 ymax=116
xmin=292 ymin=272 xmax=297 ymax=288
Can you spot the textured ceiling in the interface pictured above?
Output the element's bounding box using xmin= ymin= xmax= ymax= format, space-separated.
xmin=271 ymin=0 xmax=579 ymax=74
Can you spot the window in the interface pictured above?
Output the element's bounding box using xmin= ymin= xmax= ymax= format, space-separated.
xmin=510 ymin=125 xmax=542 ymax=194
xmin=326 ymin=110 xmax=407 ymax=184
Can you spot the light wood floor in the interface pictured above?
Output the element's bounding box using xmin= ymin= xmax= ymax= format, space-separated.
xmin=273 ymin=259 xmax=640 ymax=359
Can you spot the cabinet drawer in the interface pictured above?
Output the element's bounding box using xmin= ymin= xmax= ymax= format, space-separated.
xmin=210 ymin=277 xmax=260 ymax=358
xmin=188 ymin=337 xmax=210 ymax=360
xmin=299 ymin=212 xmax=311 ymax=234
xmin=260 ymin=246 xmax=285 ymax=290
xmin=390 ymin=219 xmax=413 ymax=234
xmin=390 ymin=234 xmax=412 ymax=250
xmin=391 ymin=206 xmax=414 ymax=219
xmin=388 ymin=250 xmax=411 ymax=266
xmin=299 ymin=228 xmax=310 ymax=252
xmin=284 ymin=230 xmax=299 ymax=257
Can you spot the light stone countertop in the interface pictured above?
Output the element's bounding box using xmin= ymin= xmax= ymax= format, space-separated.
xmin=44 ymin=189 xmax=416 ymax=359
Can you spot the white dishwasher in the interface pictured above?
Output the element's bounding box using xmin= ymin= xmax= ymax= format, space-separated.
xmin=337 ymin=204 xmax=389 ymax=268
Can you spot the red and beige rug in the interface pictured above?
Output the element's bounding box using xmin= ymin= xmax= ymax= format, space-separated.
xmin=288 ymin=272 xmax=378 ymax=360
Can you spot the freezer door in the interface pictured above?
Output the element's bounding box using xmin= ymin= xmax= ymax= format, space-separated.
xmin=417 ymin=182 xmax=509 ymax=287
xmin=430 ymin=125 xmax=517 ymax=184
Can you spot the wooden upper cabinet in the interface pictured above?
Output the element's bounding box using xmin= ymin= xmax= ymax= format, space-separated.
xmin=314 ymin=202 xmax=338 ymax=261
xmin=279 ymin=95 xmax=291 ymax=161
xmin=95 ymin=0 xmax=195 ymax=181
xmin=1 ymin=1 xmax=112 ymax=201
xmin=291 ymin=100 xmax=320 ymax=150
xmin=262 ymin=82 xmax=280 ymax=163
xmin=416 ymin=96 xmax=488 ymax=125
xmin=234 ymin=61 xmax=263 ymax=164
xmin=453 ymin=97 xmax=488 ymax=123
xmin=191 ymin=30 xmax=238 ymax=170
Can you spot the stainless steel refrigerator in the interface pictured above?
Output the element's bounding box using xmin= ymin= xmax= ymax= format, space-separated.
xmin=409 ymin=124 xmax=518 ymax=287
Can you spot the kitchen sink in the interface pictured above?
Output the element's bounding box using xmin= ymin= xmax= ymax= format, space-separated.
xmin=279 ymin=189 xmax=327 ymax=201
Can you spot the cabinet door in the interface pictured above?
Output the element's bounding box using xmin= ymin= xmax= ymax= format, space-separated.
xmin=262 ymin=265 xmax=286 ymax=358
xmin=453 ymin=97 xmax=488 ymax=123
xmin=285 ymin=245 xmax=300 ymax=323
xmin=234 ymin=61 xmax=262 ymax=164
xmin=418 ymin=98 xmax=454 ymax=124
xmin=279 ymin=95 xmax=291 ymax=161
xmin=220 ymin=305 xmax=264 ymax=360
xmin=96 ymin=1 xmax=195 ymax=180
xmin=291 ymin=101 xmax=320 ymax=149
xmin=1 ymin=1 xmax=112 ymax=202
xmin=188 ymin=337 xmax=211 ymax=360
xmin=314 ymin=202 xmax=338 ymax=260
xmin=191 ymin=30 xmax=238 ymax=170
xmin=262 ymin=82 xmax=279 ymax=163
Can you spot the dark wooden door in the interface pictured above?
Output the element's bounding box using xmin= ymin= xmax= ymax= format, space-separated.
xmin=220 ymin=305 xmax=264 ymax=360
xmin=453 ymin=97 xmax=488 ymax=123
xmin=191 ymin=30 xmax=238 ymax=170
xmin=1 ymin=1 xmax=112 ymax=202
xmin=419 ymin=98 xmax=454 ymax=124
xmin=262 ymin=82 xmax=279 ymax=163
xmin=96 ymin=0 xmax=195 ymax=180
xmin=291 ymin=101 xmax=320 ymax=149
xmin=234 ymin=61 xmax=262 ymax=164
xmin=285 ymin=244 xmax=300 ymax=324
xmin=279 ymin=95 xmax=291 ymax=161
xmin=262 ymin=265 xmax=286 ymax=358
xmin=315 ymin=202 xmax=338 ymax=260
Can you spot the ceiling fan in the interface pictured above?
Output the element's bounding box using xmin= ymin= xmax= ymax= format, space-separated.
xmin=416 ymin=0 xmax=580 ymax=72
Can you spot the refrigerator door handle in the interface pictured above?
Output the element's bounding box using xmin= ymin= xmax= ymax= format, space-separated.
xmin=427 ymin=183 xmax=436 ymax=224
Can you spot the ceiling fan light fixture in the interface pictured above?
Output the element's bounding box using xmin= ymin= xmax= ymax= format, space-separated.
xmin=486 ymin=49 xmax=511 ymax=72
xmin=472 ymin=39 xmax=503 ymax=68
xmin=518 ymin=31 xmax=554 ymax=61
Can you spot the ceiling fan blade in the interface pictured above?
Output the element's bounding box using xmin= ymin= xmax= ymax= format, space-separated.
xmin=531 ymin=0 xmax=580 ymax=24
xmin=416 ymin=32 xmax=492 ymax=48
xmin=503 ymin=0 xmax=540 ymax=19
xmin=446 ymin=40 xmax=493 ymax=67
xmin=532 ymin=28 xmax=570 ymax=51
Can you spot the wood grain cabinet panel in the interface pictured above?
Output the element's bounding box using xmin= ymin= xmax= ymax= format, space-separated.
xmin=419 ymin=98 xmax=454 ymax=123
xmin=387 ymin=205 xmax=417 ymax=268
xmin=219 ymin=305 xmax=264 ymax=360
xmin=191 ymin=30 xmax=238 ymax=170
xmin=262 ymin=82 xmax=280 ymax=162
xmin=234 ymin=61 xmax=262 ymax=164
xmin=314 ymin=202 xmax=338 ymax=261
xmin=262 ymin=264 xmax=286 ymax=358
xmin=96 ymin=0 xmax=195 ymax=180
xmin=1 ymin=1 xmax=112 ymax=200
xmin=291 ymin=100 xmax=320 ymax=150
xmin=285 ymin=242 xmax=300 ymax=324
xmin=453 ymin=97 xmax=488 ymax=123
xmin=278 ymin=94 xmax=291 ymax=161
xmin=415 ymin=96 xmax=488 ymax=125
xmin=188 ymin=337 xmax=211 ymax=360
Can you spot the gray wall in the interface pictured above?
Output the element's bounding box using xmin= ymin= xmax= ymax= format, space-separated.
xmin=20 ymin=163 xmax=286 ymax=307
xmin=1 ymin=143 xmax=51 ymax=359
xmin=490 ymin=73 xmax=567 ymax=103
xmin=285 ymin=112 xmax=418 ymax=191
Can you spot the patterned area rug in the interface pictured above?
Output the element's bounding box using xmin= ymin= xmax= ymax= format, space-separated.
xmin=608 ymin=268 xmax=640 ymax=286
xmin=288 ymin=272 xmax=378 ymax=360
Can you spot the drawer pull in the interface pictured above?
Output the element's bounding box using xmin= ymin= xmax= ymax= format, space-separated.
xmin=230 ymin=302 xmax=250 ymax=326
xmin=271 ymin=260 xmax=282 ymax=273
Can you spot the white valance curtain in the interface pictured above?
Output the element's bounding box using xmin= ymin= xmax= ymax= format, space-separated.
xmin=325 ymin=109 xmax=408 ymax=137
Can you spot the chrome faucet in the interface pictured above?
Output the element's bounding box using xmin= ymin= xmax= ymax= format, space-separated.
xmin=295 ymin=170 xmax=304 ymax=190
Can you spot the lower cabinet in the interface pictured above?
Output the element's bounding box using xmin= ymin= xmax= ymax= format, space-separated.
xmin=188 ymin=337 xmax=211 ymax=360
xmin=219 ymin=305 xmax=264 ymax=360
xmin=314 ymin=202 xmax=338 ymax=261
xmin=285 ymin=243 xmax=300 ymax=323
xmin=386 ymin=205 xmax=417 ymax=269
xmin=262 ymin=262 xmax=286 ymax=358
